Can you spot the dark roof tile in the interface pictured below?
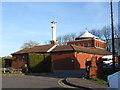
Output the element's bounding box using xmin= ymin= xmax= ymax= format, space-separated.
xmin=51 ymin=45 xmax=112 ymax=55
xmin=11 ymin=44 xmax=55 ymax=55
xmin=51 ymin=45 xmax=74 ymax=52
xmin=71 ymin=45 xmax=112 ymax=55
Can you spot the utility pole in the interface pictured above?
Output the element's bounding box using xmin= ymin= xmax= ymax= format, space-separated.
xmin=110 ymin=0 xmax=115 ymax=73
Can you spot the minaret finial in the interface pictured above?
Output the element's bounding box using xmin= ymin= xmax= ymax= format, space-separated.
xmin=86 ymin=27 xmax=87 ymax=31
xmin=51 ymin=20 xmax=57 ymax=41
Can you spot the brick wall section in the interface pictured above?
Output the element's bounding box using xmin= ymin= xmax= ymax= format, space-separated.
xmin=75 ymin=52 xmax=103 ymax=69
xmin=51 ymin=52 xmax=75 ymax=70
xmin=12 ymin=61 xmax=26 ymax=68
xmin=67 ymin=40 xmax=93 ymax=47
xmin=94 ymin=40 xmax=106 ymax=49
xmin=12 ymin=54 xmax=27 ymax=68
xmin=50 ymin=41 xmax=58 ymax=44
xmin=51 ymin=51 xmax=103 ymax=70
xmin=67 ymin=39 xmax=106 ymax=49
xmin=12 ymin=54 xmax=28 ymax=61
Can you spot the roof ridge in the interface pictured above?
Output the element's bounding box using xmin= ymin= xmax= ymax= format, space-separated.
xmin=71 ymin=44 xmax=108 ymax=51
xmin=47 ymin=44 xmax=57 ymax=52
xmin=70 ymin=44 xmax=76 ymax=51
xmin=34 ymin=44 xmax=53 ymax=47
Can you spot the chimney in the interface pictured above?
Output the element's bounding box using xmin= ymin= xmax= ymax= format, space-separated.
xmin=50 ymin=20 xmax=58 ymax=45
xmin=50 ymin=40 xmax=58 ymax=45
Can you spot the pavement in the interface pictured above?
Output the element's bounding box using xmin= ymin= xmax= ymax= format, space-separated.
xmin=65 ymin=77 xmax=108 ymax=90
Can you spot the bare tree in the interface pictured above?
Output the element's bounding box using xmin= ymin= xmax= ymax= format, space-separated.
xmin=114 ymin=25 xmax=120 ymax=38
xmin=57 ymin=36 xmax=63 ymax=45
xmin=21 ymin=41 xmax=39 ymax=49
xmin=62 ymin=34 xmax=71 ymax=45
xmin=89 ymin=29 xmax=102 ymax=39
xmin=56 ymin=33 xmax=77 ymax=45
xmin=44 ymin=40 xmax=51 ymax=45
xmin=118 ymin=24 xmax=120 ymax=37
xmin=101 ymin=26 xmax=111 ymax=51
xmin=100 ymin=25 xmax=120 ymax=55
xmin=101 ymin=26 xmax=112 ymax=40
xmin=113 ymin=25 xmax=120 ymax=55
xmin=70 ymin=33 xmax=76 ymax=41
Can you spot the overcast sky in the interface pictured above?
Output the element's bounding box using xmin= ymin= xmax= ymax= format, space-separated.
xmin=1 ymin=2 xmax=118 ymax=57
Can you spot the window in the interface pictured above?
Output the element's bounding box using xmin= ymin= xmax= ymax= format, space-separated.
xmin=75 ymin=43 xmax=78 ymax=45
xmin=84 ymin=43 xmax=87 ymax=47
xmin=22 ymin=56 xmax=25 ymax=61
xmin=88 ymin=42 xmax=92 ymax=47
xmin=79 ymin=43 xmax=82 ymax=46
xmin=76 ymin=43 xmax=78 ymax=46
xmin=96 ymin=43 xmax=99 ymax=47
xmin=98 ymin=43 xmax=99 ymax=47
xmin=100 ymin=44 xmax=102 ymax=48
xmin=23 ymin=56 xmax=25 ymax=58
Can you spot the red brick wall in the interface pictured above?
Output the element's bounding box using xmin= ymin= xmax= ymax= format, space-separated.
xmin=74 ymin=52 xmax=103 ymax=69
xmin=50 ymin=41 xmax=58 ymax=44
xmin=12 ymin=61 xmax=26 ymax=68
xmin=12 ymin=54 xmax=27 ymax=69
xmin=51 ymin=52 xmax=75 ymax=70
xmin=51 ymin=51 xmax=103 ymax=70
xmin=67 ymin=39 xmax=106 ymax=49
xmin=12 ymin=54 xmax=28 ymax=61
xmin=94 ymin=40 xmax=106 ymax=49
xmin=67 ymin=40 xmax=93 ymax=47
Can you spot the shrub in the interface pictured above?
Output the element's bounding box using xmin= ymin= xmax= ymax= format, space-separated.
xmin=28 ymin=53 xmax=51 ymax=73
xmin=0 ymin=59 xmax=6 ymax=68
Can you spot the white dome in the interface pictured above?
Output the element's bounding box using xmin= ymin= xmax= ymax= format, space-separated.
xmin=76 ymin=30 xmax=99 ymax=40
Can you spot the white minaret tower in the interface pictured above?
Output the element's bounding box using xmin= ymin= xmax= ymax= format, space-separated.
xmin=51 ymin=20 xmax=57 ymax=41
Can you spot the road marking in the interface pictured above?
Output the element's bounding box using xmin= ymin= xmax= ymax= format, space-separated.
xmin=58 ymin=79 xmax=77 ymax=88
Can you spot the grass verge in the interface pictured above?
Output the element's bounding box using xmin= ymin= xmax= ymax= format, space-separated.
xmin=88 ymin=78 xmax=107 ymax=85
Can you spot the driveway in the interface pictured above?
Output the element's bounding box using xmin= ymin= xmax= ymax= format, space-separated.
xmin=2 ymin=74 xmax=63 ymax=88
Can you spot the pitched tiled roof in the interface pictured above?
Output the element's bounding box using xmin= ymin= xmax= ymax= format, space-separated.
xmin=11 ymin=44 xmax=55 ymax=55
xmin=51 ymin=45 xmax=74 ymax=52
xmin=71 ymin=45 xmax=112 ymax=55
xmin=51 ymin=45 xmax=112 ymax=55
xmin=12 ymin=44 xmax=111 ymax=55
xmin=28 ymin=44 xmax=55 ymax=53
xmin=11 ymin=48 xmax=31 ymax=55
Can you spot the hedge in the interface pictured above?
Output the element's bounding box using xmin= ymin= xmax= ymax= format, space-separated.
xmin=0 ymin=59 xmax=6 ymax=68
xmin=28 ymin=53 xmax=51 ymax=73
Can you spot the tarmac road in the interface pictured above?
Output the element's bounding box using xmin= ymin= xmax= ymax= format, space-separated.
xmin=2 ymin=75 xmax=63 ymax=89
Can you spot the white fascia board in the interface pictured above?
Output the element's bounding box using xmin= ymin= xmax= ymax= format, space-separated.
xmin=94 ymin=39 xmax=106 ymax=43
xmin=68 ymin=39 xmax=93 ymax=43
xmin=68 ymin=39 xmax=105 ymax=43
xmin=47 ymin=45 xmax=57 ymax=52
xmin=95 ymin=46 xmax=106 ymax=49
